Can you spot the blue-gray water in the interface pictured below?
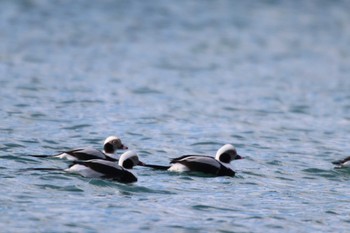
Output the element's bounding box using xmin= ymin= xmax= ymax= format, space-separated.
xmin=1 ymin=0 xmax=350 ymax=232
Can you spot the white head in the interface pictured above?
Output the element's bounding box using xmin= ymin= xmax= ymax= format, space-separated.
xmin=118 ymin=150 xmax=144 ymax=169
xmin=215 ymin=144 xmax=242 ymax=164
xmin=103 ymin=136 xmax=128 ymax=154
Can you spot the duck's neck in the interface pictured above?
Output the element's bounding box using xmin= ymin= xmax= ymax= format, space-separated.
xmin=219 ymin=161 xmax=232 ymax=169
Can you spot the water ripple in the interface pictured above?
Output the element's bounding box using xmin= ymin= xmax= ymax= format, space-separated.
xmin=62 ymin=124 xmax=92 ymax=130
xmin=35 ymin=184 xmax=84 ymax=192
xmin=1 ymin=1 xmax=350 ymax=232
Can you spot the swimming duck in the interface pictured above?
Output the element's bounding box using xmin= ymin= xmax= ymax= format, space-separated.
xmin=332 ymin=156 xmax=350 ymax=168
xmin=65 ymin=150 xmax=143 ymax=183
xmin=31 ymin=136 xmax=128 ymax=161
xmin=144 ymin=144 xmax=243 ymax=176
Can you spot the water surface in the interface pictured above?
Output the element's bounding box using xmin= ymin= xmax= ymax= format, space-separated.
xmin=1 ymin=0 xmax=350 ymax=232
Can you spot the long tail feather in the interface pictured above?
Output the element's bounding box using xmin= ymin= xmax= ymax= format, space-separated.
xmin=27 ymin=154 xmax=54 ymax=158
xmin=142 ymin=164 xmax=170 ymax=170
xmin=19 ymin=167 xmax=63 ymax=172
xmin=332 ymin=161 xmax=341 ymax=165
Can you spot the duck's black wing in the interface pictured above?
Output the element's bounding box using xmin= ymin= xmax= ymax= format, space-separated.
xmin=142 ymin=164 xmax=171 ymax=170
xmin=28 ymin=148 xmax=108 ymax=160
xmin=171 ymin=155 xmax=236 ymax=176
xmin=72 ymin=159 xmax=137 ymax=183
xmin=171 ymin=155 xmax=221 ymax=175
xmin=65 ymin=148 xmax=108 ymax=160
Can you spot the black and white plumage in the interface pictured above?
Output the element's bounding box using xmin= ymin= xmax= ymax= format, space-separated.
xmin=332 ymin=156 xmax=350 ymax=168
xmin=32 ymin=136 xmax=128 ymax=161
xmin=168 ymin=144 xmax=242 ymax=176
xmin=65 ymin=150 xmax=143 ymax=183
xmin=144 ymin=144 xmax=243 ymax=176
xmin=102 ymin=136 xmax=128 ymax=155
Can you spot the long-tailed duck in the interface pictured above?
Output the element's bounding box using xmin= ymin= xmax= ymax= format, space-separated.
xmin=31 ymin=136 xmax=127 ymax=161
xmin=144 ymin=144 xmax=243 ymax=176
xmin=65 ymin=150 xmax=143 ymax=183
xmin=332 ymin=156 xmax=350 ymax=168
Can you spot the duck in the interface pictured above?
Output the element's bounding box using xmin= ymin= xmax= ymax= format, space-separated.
xmin=143 ymin=144 xmax=243 ymax=176
xmin=332 ymin=156 xmax=350 ymax=168
xmin=31 ymin=136 xmax=128 ymax=161
xmin=65 ymin=150 xmax=143 ymax=183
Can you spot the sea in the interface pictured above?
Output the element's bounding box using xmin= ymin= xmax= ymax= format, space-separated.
xmin=1 ymin=0 xmax=350 ymax=232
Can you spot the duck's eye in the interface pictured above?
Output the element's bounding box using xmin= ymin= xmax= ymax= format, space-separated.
xmin=220 ymin=152 xmax=232 ymax=163
xmin=112 ymin=140 xmax=118 ymax=144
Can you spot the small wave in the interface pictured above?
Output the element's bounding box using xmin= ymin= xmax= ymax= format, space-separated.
xmin=3 ymin=143 xmax=25 ymax=148
xmin=190 ymin=141 xmax=221 ymax=146
xmin=35 ymin=184 xmax=84 ymax=192
xmin=132 ymin=87 xmax=162 ymax=95
xmin=302 ymin=168 xmax=343 ymax=179
xmin=62 ymin=124 xmax=91 ymax=130
xmin=1 ymin=154 xmax=39 ymax=163
xmin=192 ymin=204 xmax=233 ymax=212
xmin=88 ymin=179 xmax=175 ymax=194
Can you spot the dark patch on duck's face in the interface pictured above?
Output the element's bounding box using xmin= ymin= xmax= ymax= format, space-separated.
xmin=219 ymin=152 xmax=232 ymax=163
xmin=122 ymin=159 xmax=134 ymax=169
xmin=104 ymin=143 xmax=114 ymax=153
